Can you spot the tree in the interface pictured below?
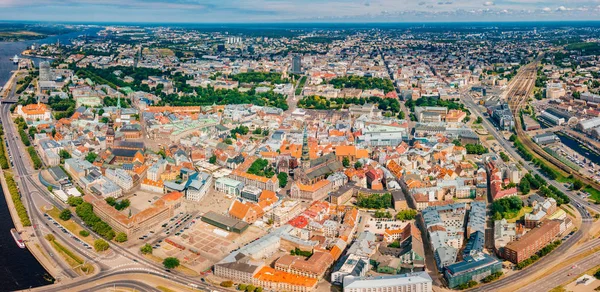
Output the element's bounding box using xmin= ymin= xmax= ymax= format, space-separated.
xmin=245 ymin=285 xmax=256 ymax=292
xmin=572 ymin=180 xmax=584 ymax=190
xmin=519 ymin=177 xmax=531 ymax=195
xmin=342 ymin=157 xmax=350 ymax=168
xmin=354 ymin=161 xmax=363 ymax=169
xmin=475 ymin=116 xmax=483 ymax=124
xmin=79 ymin=230 xmax=90 ymax=237
xmin=238 ymin=284 xmax=247 ymax=291
xmin=59 ymin=149 xmax=71 ymax=160
xmin=141 ymin=244 xmax=153 ymax=255
xmin=85 ymin=152 xmax=98 ymax=163
xmin=115 ymin=232 xmax=128 ymax=243
xmin=209 ymin=155 xmax=217 ymax=164
xmin=395 ymin=209 xmax=417 ymax=221
xmin=163 ymin=257 xmax=180 ymax=269
xmin=47 ymin=186 xmax=53 ymax=192
xmin=220 ymin=281 xmax=233 ymax=288
xmin=277 ymin=172 xmax=288 ymax=188
xmin=105 ymin=197 xmax=116 ymax=206
xmin=45 ymin=234 xmax=55 ymax=241
xmin=94 ymin=239 xmax=110 ymax=252
xmin=59 ymin=209 xmax=72 ymax=221
xmin=67 ymin=196 xmax=83 ymax=207
xmin=509 ymin=134 xmax=517 ymax=142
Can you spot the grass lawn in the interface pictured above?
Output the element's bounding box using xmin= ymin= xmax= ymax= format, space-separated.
xmin=584 ymin=186 xmax=600 ymax=203
xmin=48 ymin=239 xmax=94 ymax=275
xmin=44 ymin=206 xmax=95 ymax=246
xmin=143 ymin=254 xmax=198 ymax=277
xmin=506 ymin=206 xmax=533 ymax=223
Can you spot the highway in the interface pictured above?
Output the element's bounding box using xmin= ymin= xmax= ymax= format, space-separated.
xmin=516 ymin=249 xmax=600 ymax=292
xmin=461 ymin=62 xmax=595 ymax=291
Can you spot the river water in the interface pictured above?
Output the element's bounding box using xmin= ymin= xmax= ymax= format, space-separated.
xmin=0 ymin=27 xmax=101 ymax=86
xmin=0 ymin=27 xmax=100 ymax=290
xmin=557 ymin=132 xmax=600 ymax=165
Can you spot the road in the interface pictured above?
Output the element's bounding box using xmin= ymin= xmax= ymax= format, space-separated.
xmin=517 ymin=251 xmax=600 ymax=292
xmin=1 ymin=75 xmax=221 ymax=291
xmin=377 ymin=46 xmax=411 ymax=121
xmin=461 ymin=63 xmax=595 ymax=291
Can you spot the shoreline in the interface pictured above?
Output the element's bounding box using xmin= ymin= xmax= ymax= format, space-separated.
xmin=0 ymin=116 xmax=60 ymax=283
xmin=0 ymin=167 xmax=59 ymax=280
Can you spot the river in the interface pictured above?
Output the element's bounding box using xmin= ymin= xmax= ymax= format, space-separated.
xmin=0 ymin=27 xmax=102 ymax=86
xmin=556 ymin=132 xmax=600 ymax=165
xmin=0 ymin=27 xmax=100 ymax=290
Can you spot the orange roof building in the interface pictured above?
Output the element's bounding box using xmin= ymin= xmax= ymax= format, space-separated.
xmin=16 ymin=103 xmax=52 ymax=121
xmin=253 ymin=266 xmax=317 ymax=292
xmin=84 ymin=191 xmax=183 ymax=237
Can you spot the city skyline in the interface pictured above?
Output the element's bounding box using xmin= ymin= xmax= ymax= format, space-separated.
xmin=2 ymin=0 xmax=600 ymax=23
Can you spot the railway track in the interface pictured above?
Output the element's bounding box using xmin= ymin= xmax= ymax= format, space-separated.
xmin=507 ymin=61 xmax=600 ymax=191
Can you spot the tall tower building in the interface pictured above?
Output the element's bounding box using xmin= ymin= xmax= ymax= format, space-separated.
xmin=301 ymin=125 xmax=310 ymax=170
xmin=106 ymin=122 xmax=115 ymax=148
xmin=39 ymin=61 xmax=51 ymax=82
xmin=291 ymin=54 xmax=302 ymax=74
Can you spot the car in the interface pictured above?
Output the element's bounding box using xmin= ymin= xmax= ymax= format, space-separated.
xmin=139 ymin=237 xmax=144 ymax=240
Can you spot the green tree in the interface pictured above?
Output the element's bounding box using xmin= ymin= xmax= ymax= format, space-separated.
xmin=67 ymin=196 xmax=83 ymax=207
xmin=163 ymin=257 xmax=180 ymax=269
xmin=475 ymin=116 xmax=483 ymax=124
xmin=59 ymin=149 xmax=71 ymax=160
xmin=572 ymin=180 xmax=584 ymax=190
xmin=342 ymin=157 xmax=350 ymax=168
xmin=395 ymin=209 xmax=417 ymax=221
xmin=277 ymin=172 xmax=288 ymax=188
xmin=115 ymin=232 xmax=128 ymax=243
xmin=85 ymin=152 xmax=98 ymax=163
xmin=94 ymin=239 xmax=110 ymax=252
xmin=220 ymin=281 xmax=233 ymax=288
xmin=209 ymin=155 xmax=217 ymax=164
xmin=141 ymin=244 xmax=153 ymax=255
xmin=79 ymin=230 xmax=90 ymax=237
xmin=354 ymin=161 xmax=363 ymax=169
xmin=245 ymin=285 xmax=256 ymax=292
xmin=59 ymin=209 xmax=72 ymax=221
xmin=105 ymin=197 xmax=116 ymax=206
xmin=519 ymin=177 xmax=531 ymax=195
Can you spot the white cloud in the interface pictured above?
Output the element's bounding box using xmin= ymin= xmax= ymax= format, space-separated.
xmin=483 ymin=1 xmax=494 ymax=6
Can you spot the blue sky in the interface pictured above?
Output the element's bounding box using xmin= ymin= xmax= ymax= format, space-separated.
xmin=1 ymin=0 xmax=600 ymax=23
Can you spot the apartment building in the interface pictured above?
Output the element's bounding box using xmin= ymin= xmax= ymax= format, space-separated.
xmin=503 ymin=220 xmax=561 ymax=264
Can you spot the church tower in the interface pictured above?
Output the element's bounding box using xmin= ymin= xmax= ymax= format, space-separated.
xmin=301 ymin=125 xmax=310 ymax=170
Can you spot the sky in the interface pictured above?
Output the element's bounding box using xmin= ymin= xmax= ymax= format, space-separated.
xmin=1 ymin=0 xmax=600 ymax=23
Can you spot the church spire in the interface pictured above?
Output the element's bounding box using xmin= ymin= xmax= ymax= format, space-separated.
xmin=301 ymin=124 xmax=310 ymax=170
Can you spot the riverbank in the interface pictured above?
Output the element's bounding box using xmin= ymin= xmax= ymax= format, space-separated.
xmin=0 ymin=69 xmax=19 ymax=98
xmin=0 ymin=116 xmax=65 ymax=288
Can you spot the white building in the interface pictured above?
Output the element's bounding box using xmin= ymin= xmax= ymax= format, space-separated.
xmin=186 ymin=172 xmax=213 ymax=202
xmin=343 ymin=271 xmax=432 ymax=292
xmin=331 ymin=254 xmax=369 ymax=284
xmin=105 ymin=168 xmax=134 ymax=192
